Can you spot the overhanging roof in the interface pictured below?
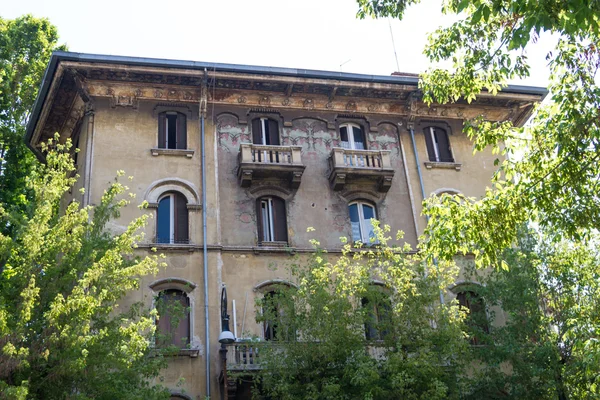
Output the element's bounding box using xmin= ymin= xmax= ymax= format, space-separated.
xmin=25 ymin=51 xmax=549 ymax=155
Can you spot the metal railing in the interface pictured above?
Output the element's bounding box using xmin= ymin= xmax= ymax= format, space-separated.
xmin=154 ymin=236 xmax=190 ymax=245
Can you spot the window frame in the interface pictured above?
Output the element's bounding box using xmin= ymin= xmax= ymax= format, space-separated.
xmin=456 ymin=290 xmax=490 ymax=345
xmin=155 ymin=289 xmax=192 ymax=349
xmin=362 ymin=288 xmax=392 ymax=341
xmin=256 ymin=196 xmax=288 ymax=245
xmin=339 ymin=122 xmax=366 ymax=150
xmin=251 ymin=116 xmax=281 ymax=146
xmin=424 ymin=126 xmax=454 ymax=163
xmin=156 ymin=192 xmax=189 ymax=244
xmin=348 ymin=201 xmax=378 ymax=244
xmin=158 ymin=111 xmax=187 ymax=150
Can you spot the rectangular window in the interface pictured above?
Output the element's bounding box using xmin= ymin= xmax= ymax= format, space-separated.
xmin=424 ymin=127 xmax=454 ymax=163
xmin=257 ymin=197 xmax=288 ymax=244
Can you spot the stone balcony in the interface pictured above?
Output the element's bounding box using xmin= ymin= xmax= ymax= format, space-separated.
xmin=328 ymin=148 xmax=395 ymax=192
xmin=237 ymin=143 xmax=305 ymax=189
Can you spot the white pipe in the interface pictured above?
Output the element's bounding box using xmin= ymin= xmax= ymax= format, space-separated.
xmin=201 ymin=69 xmax=211 ymax=397
xmin=232 ymin=299 xmax=238 ymax=339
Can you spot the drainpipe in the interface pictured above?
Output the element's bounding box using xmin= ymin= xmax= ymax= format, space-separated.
xmin=408 ymin=123 xmax=445 ymax=305
xmin=201 ymin=70 xmax=211 ymax=398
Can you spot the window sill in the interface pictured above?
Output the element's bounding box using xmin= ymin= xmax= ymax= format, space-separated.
xmin=142 ymin=243 xmax=196 ymax=252
xmin=253 ymin=242 xmax=295 ymax=254
xmin=424 ymin=161 xmax=462 ymax=171
xmin=150 ymin=148 xmax=195 ymax=158
xmin=151 ymin=348 xmax=200 ymax=358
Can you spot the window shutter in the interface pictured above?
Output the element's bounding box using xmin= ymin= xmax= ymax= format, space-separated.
xmin=423 ymin=127 xmax=437 ymax=162
xmin=174 ymin=292 xmax=190 ymax=347
xmin=272 ymin=197 xmax=288 ymax=242
xmin=435 ymin=128 xmax=453 ymax=162
xmin=158 ymin=112 xmax=167 ymax=148
xmin=252 ymin=119 xmax=262 ymax=145
xmin=156 ymin=293 xmax=172 ymax=347
xmin=176 ymin=113 xmax=187 ymax=149
xmin=174 ymin=193 xmax=189 ymax=244
xmin=268 ymin=119 xmax=280 ymax=145
xmin=256 ymin=199 xmax=264 ymax=243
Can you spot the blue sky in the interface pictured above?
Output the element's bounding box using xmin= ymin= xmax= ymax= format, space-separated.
xmin=3 ymin=0 xmax=551 ymax=87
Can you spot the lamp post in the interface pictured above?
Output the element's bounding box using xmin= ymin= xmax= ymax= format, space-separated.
xmin=219 ymin=286 xmax=235 ymax=400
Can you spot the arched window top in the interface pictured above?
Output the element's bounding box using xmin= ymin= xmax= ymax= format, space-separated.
xmin=348 ymin=201 xmax=378 ymax=244
xmin=339 ymin=123 xmax=366 ymax=150
xmin=257 ymin=196 xmax=288 ymax=244
xmin=251 ymin=117 xmax=280 ymax=146
xmin=144 ymin=178 xmax=200 ymax=205
xmin=423 ymin=126 xmax=454 ymax=163
xmin=253 ymin=279 xmax=298 ymax=293
xmin=150 ymin=277 xmax=197 ymax=293
xmin=432 ymin=188 xmax=462 ymax=196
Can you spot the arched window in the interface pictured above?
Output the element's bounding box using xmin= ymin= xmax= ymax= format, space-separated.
xmin=260 ymin=289 xmax=296 ymax=341
xmin=340 ymin=123 xmax=365 ymax=150
xmin=157 ymin=192 xmax=189 ymax=244
xmin=362 ymin=288 xmax=392 ymax=341
xmin=456 ymin=290 xmax=489 ymax=345
xmin=156 ymin=289 xmax=191 ymax=348
xmin=348 ymin=201 xmax=377 ymax=243
xmin=423 ymin=126 xmax=453 ymax=162
xmin=252 ymin=117 xmax=280 ymax=146
xmin=256 ymin=196 xmax=287 ymax=244
xmin=158 ymin=111 xmax=187 ymax=150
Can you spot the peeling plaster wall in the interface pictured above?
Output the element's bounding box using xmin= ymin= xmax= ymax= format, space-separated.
xmin=215 ymin=106 xmax=418 ymax=249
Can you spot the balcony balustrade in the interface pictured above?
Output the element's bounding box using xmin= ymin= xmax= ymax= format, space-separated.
xmin=237 ymin=143 xmax=305 ymax=189
xmin=328 ymin=148 xmax=395 ymax=192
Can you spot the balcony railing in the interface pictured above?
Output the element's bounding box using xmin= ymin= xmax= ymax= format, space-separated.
xmin=154 ymin=236 xmax=190 ymax=245
xmin=238 ymin=143 xmax=305 ymax=189
xmin=222 ymin=342 xmax=388 ymax=371
xmin=224 ymin=342 xmax=263 ymax=371
xmin=328 ymin=148 xmax=395 ymax=192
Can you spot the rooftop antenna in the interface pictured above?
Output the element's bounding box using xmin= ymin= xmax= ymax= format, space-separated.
xmin=340 ymin=59 xmax=351 ymax=72
xmin=388 ymin=18 xmax=400 ymax=72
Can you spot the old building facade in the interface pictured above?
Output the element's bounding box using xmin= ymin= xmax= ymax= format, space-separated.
xmin=26 ymin=51 xmax=545 ymax=399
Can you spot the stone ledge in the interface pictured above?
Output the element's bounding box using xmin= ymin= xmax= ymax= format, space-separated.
xmin=424 ymin=161 xmax=462 ymax=171
xmin=150 ymin=148 xmax=195 ymax=158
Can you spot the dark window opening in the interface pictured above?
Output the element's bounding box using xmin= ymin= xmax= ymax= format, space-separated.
xmin=424 ymin=126 xmax=454 ymax=162
xmin=252 ymin=118 xmax=280 ymax=146
xmin=158 ymin=112 xmax=187 ymax=150
xmin=457 ymin=290 xmax=489 ymax=345
xmin=362 ymin=290 xmax=392 ymax=341
xmin=256 ymin=196 xmax=287 ymax=244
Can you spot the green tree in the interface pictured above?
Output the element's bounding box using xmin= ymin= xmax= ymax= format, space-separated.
xmin=356 ymin=0 xmax=600 ymax=269
xmin=253 ymin=227 xmax=469 ymax=400
xmin=0 ymin=15 xmax=66 ymax=235
xmin=461 ymin=230 xmax=600 ymax=400
xmin=0 ymin=137 xmax=170 ymax=400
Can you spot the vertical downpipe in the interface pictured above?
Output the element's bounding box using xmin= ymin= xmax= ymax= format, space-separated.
xmin=201 ymin=70 xmax=211 ymax=398
xmin=408 ymin=123 xmax=445 ymax=305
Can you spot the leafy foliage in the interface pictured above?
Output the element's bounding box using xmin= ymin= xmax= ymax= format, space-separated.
xmin=462 ymin=230 xmax=600 ymax=399
xmin=0 ymin=15 xmax=66 ymax=236
xmin=0 ymin=137 xmax=170 ymax=400
xmin=253 ymin=226 xmax=469 ymax=400
xmin=356 ymin=0 xmax=600 ymax=270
